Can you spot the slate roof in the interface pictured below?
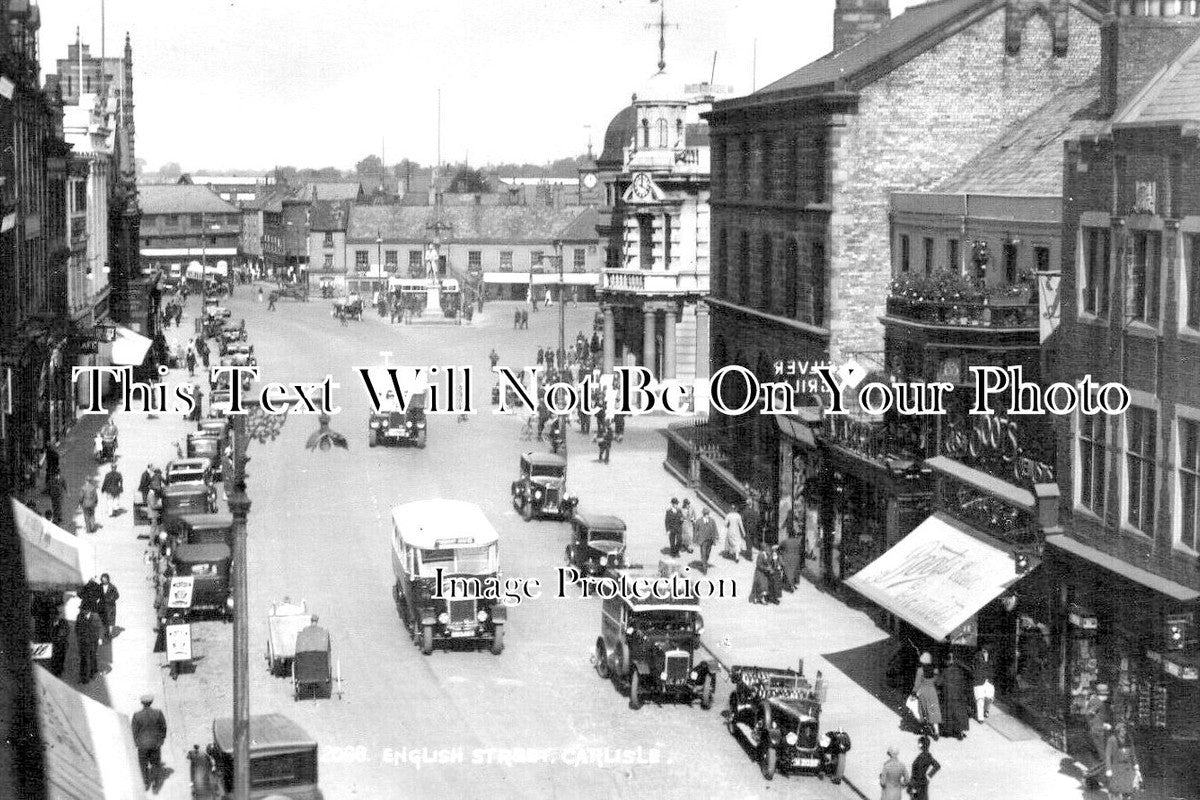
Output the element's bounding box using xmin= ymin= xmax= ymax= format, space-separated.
xmin=935 ymin=80 xmax=1104 ymax=196
xmin=599 ymin=105 xmax=636 ymax=168
xmin=293 ymin=182 xmax=364 ymax=202
xmin=309 ymin=199 xmax=353 ymax=231
xmin=138 ymin=184 xmax=240 ymax=215
xmin=346 ymin=205 xmax=597 ymax=244
xmin=558 ymin=207 xmax=602 ymax=242
xmin=1114 ymin=29 xmax=1200 ymax=131
xmin=240 ymin=189 xmax=285 ymax=213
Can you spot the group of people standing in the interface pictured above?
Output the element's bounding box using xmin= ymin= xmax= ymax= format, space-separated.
xmin=46 ymin=574 xmax=119 ymax=685
xmin=908 ymin=648 xmax=995 ymax=742
xmin=879 ymin=736 xmax=941 ymax=800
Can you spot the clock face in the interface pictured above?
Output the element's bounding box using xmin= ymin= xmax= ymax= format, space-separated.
xmin=582 ymin=172 xmax=598 ymax=190
xmin=632 ymin=173 xmax=652 ymax=199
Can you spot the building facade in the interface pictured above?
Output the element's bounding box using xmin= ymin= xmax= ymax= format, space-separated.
xmin=241 ymin=189 xmax=285 ymax=274
xmin=137 ymin=184 xmax=242 ymax=275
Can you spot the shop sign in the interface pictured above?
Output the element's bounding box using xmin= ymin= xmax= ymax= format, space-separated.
xmin=942 ymin=414 xmax=1055 ymax=487
xmin=1068 ymin=604 xmax=1098 ymax=630
xmin=30 ymin=642 xmax=52 ymax=660
xmin=949 ymin=616 xmax=978 ymax=646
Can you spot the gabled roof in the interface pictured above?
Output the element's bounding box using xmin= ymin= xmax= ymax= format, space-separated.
xmin=346 ymin=204 xmax=598 ymax=244
xmin=935 ymin=80 xmax=1103 ymax=196
xmin=137 ymin=184 xmax=240 ymax=215
xmin=240 ymin=188 xmax=286 ymax=213
xmin=309 ymin=199 xmax=353 ymax=231
xmin=1113 ymin=29 xmax=1200 ymax=132
xmin=292 ymin=182 xmax=364 ymax=203
xmin=558 ymin=207 xmax=602 ymax=242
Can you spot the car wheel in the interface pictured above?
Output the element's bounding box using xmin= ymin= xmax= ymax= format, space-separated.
xmin=521 ymin=500 xmax=532 ymax=522
xmin=368 ymin=430 xmax=377 ymax=447
xmin=594 ymin=641 xmax=610 ymax=679
xmin=490 ymin=625 xmax=504 ymax=655
xmin=761 ymin=744 xmax=777 ymax=781
xmin=700 ymin=673 xmax=716 ymax=710
xmin=629 ymin=670 xmax=643 ymax=710
xmin=421 ymin=625 xmax=434 ymax=656
xmin=416 ymin=429 xmax=426 ymax=449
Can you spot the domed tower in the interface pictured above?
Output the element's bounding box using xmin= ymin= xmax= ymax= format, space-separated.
xmin=834 ymin=0 xmax=891 ymax=52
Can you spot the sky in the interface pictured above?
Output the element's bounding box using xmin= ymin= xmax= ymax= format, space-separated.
xmin=39 ymin=0 xmax=925 ymax=172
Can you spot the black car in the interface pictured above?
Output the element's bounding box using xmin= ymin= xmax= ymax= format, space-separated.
xmin=368 ymin=394 xmax=427 ymax=448
xmin=566 ymin=513 xmax=627 ymax=575
xmin=727 ymin=665 xmax=823 ymax=780
xmin=511 ymin=452 xmax=577 ymax=521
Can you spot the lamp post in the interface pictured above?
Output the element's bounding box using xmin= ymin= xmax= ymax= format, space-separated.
xmin=553 ymin=240 xmax=565 ymax=368
xmin=376 ymin=232 xmax=383 ymax=296
xmin=223 ymin=397 xmax=287 ymax=800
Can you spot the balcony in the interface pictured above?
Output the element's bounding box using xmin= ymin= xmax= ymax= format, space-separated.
xmin=602 ymin=269 xmax=708 ymax=295
xmin=886 ymin=296 xmax=1039 ymax=330
xmin=624 ymin=146 xmax=710 ymax=176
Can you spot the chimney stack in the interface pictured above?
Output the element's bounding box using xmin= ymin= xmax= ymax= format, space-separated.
xmin=1099 ymin=2 xmax=1200 ymax=117
xmin=834 ymin=0 xmax=891 ymax=52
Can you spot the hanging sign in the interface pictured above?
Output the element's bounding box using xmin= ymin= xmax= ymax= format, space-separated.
xmin=167 ymin=576 xmax=195 ymax=609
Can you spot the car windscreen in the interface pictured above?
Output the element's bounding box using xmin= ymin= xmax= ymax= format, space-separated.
xmin=633 ymin=610 xmax=696 ymax=632
xmin=588 ymin=528 xmax=623 ymax=542
xmin=189 ymin=563 xmax=217 ymax=575
xmin=417 ymin=544 xmax=495 ymax=576
xmin=530 ymin=465 xmax=564 ymax=478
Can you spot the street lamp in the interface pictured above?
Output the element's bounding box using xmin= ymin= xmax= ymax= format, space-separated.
xmin=376 ymin=231 xmax=384 ymax=296
xmin=553 ymin=239 xmax=565 ymax=368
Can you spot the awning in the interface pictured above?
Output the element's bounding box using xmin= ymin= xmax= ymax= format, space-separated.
xmin=13 ymin=499 xmax=95 ymax=590
xmin=34 ymin=666 xmax=144 ymax=799
xmin=1046 ymin=534 xmax=1199 ymax=602
xmin=110 ymin=326 xmax=152 ymax=366
xmin=845 ymin=512 xmax=1031 ymax=641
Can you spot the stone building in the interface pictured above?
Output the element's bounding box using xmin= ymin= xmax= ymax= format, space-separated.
xmin=702 ymin=0 xmax=1106 ymax=495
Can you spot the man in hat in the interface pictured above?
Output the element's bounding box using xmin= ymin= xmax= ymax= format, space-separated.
xmin=79 ymin=477 xmax=100 ymax=533
xmin=101 ymin=461 xmax=124 ymax=517
xmin=138 ymin=464 xmax=154 ymax=506
xmin=131 ymin=694 xmax=168 ymax=791
xmin=694 ymin=508 xmax=719 ymax=573
xmin=1086 ymin=682 xmax=1113 ymax=764
xmin=664 ymin=498 xmax=683 ymax=558
xmin=879 ymin=745 xmax=909 ymax=800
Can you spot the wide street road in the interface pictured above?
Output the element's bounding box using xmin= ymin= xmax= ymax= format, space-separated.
xmin=169 ymin=288 xmax=847 ymax=800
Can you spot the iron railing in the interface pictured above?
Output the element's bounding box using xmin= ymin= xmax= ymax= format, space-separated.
xmin=885 ymin=296 xmax=1038 ymax=329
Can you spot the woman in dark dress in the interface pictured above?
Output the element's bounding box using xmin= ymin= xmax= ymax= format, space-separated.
xmin=940 ymin=651 xmax=972 ymax=739
xmin=909 ymin=736 xmax=941 ymax=800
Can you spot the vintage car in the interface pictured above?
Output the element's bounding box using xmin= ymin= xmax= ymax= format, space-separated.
xmin=161 ymin=512 xmax=234 ymax=550
xmin=510 ymin=452 xmax=577 ymax=521
xmin=277 ymin=284 xmax=309 ymax=302
xmin=210 ymin=388 xmax=233 ymax=416
xmin=204 ymin=301 xmax=232 ymax=319
xmin=166 ymin=457 xmax=215 ymax=485
xmin=367 ymin=380 xmax=427 ymax=448
xmin=186 ymin=433 xmax=225 ymax=482
xmin=208 ymin=713 xmax=320 ymax=799
xmin=566 ymin=513 xmax=627 ymax=576
xmin=220 ymin=342 xmax=257 ymax=368
xmin=594 ymin=570 xmax=717 ymax=710
xmin=727 ymin=665 xmax=823 ymax=780
xmin=390 ymin=499 xmax=505 ymax=655
xmin=162 ymin=542 xmax=232 ymax=617
xmin=162 ymin=482 xmax=218 ymax=518
xmin=217 ymin=320 xmax=247 ymax=349
xmin=197 ymin=416 xmax=231 ymax=448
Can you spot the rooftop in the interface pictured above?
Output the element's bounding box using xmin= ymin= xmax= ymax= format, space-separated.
xmin=558 ymin=207 xmax=602 ymax=242
xmin=137 ymin=184 xmax=240 ymax=216
xmin=309 ymin=199 xmax=353 ymax=231
xmin=1114 ymin=28 xmax=1200 ymax=131
xmin=346 ymin=204 xmax=597 ymax=243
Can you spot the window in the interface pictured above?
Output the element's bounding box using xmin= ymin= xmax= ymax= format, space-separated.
xmin=531 ymin=250 xmax=544 ymax=269
xmin=385 ymin=250 xmax=398 ymax=271
xmin=739 ymin=139 xmax=751 ymax=198
xmin=760 ymin=235 xmax=773 ymax=312
xmin=323 ymin=253 xmax=333 ymax=268
xmin=657 ymin=119 xmax=668 ymax=148
xmin=500 ymin=251 xmax=513 ymax=272
xmin=190 ymin=214 xmax=203 ymax=227
xmin=663 ymin=213 xmax=672 ymax=269
xmin=1003 ymin=241 xmax=1019 ymax=283
xmin=810 ymin=241 xmax=826 ymax=326
xmin=761 ymin=137 xmax=773 ymax=199
xmin=638 ymin=215 xmax=654 ymax=270
xmin=1126 ymin=406 xmax=1157 ymax=534
xmin=1035 ymin=246 xmax=1051 ymax=273
xmin=713 ymin=139 xmax=726 ymax=198
xmin=785 ymin=239 xmax=799 ymax=318
xmin=72 ymin=181 xmax=87 ymax=212
xmin=468 ymin=251 xmax=482 ymax=270
xmin=717 ymin=229 xmax=728 ymax=299
xmin=738 ymin=231 xmax=751 ymax=304
xmin=900 ymin=235 xmax=911 ymax=273
xmin=355 ymin=250 xmax=369 ymax=271
xmin=811 ymin=134 xmax=827 ymax=203
xmin=642 ymin=119 xmax=650 ymax=148
xmin=948 ymin=239 xmax=961 ymax=273
xmin=1081 ymin=228 xmax=1110 ymax=316
xmin=165 ymin=215 xmax=179 ymax=228
xmin=923 ymin=237 xmax=934 ymax=276
xmin=676 ymin=119 xmax=684 ymax=145
xmin=1130 ymin=231 xmax=1161 ymax=324
xmin=409 ymin=250 xmax=423 ymax=273
xmin=1187 ymin=234 xmax=1200 ymax=330
xmin=573 ymin=248 xmax=586 ymax=272
xmin=1077 ymin=412 xmax=1107 ymax=516
xmin=323 ymin=231 xmax=333 ymax=246
xmin=1180 ymin=418 xmax=1200 ymax=551
xmin=787 ymin=137 xmax=799 ymax=202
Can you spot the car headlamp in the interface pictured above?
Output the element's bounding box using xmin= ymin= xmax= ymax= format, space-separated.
xmin=689 ymin=670 xmax=698 ymax=681
xmin=660 ymin=671 xmax=668 ymax=680
xmin=785 ymin=732 xmax=798 ymax=746
xmin=476 ymin=610 xmax=488 ymax=622
xmin=406 ymin=421 xmax=413 ymax=428
xmin=226 ymin=597 xmax=235 ymax=610
xmin=438 ymin=612 xmax=450 ymax=624
xmin=695 ymin=615 xmax=704 ymax=635
xmin=599 ymin=555 xmax=608 ymax=566
xmin=534 ymin=489 xmax=542 ymax=499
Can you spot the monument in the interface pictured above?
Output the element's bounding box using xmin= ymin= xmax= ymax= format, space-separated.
xmin=423 ymin=243 xmax=442 ymax=315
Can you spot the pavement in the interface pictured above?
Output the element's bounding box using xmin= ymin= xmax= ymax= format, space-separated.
xmin=33 ymin=287 xmax=1092 ymax=800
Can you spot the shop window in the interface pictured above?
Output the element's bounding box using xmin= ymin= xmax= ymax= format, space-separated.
xmin=1081 ymin=228 xmax=1110 ymax=316
xmin=1187 ymin=234 xmax=1200 ymax=330
xmin=1179 ymin=418 xmax=1200 ymax=552
xmin=499 ymin=251 xmax=513 ymax=272
xmin=354 ymin=250 xmax=369 ymax=271
xmin=573 ymin=248 xmax=586 ymax=272
xmin=1077 ymin=411 xmax=1108 ymax=516
xmin=1125 ymin=406 xmax=1157 ymax=534
xmin=900 ymin=235 xmax=911 ymax=273
xmin=1129 ymin=231 xmax=1161 ymax=325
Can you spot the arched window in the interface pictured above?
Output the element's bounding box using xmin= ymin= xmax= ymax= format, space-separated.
xmin=676 ymin=119 xmax=684 ymax=145
xmin=717 ymin=228 xmax=728 ymax=299
xmin=658 ymin=119 xmax=668 ymax=148
xmin=739 ymin=231 xmax=751 ymax=305
xmin=760 ymin=234 xmax=774 ymax=312
xmin=642 ymin=119 xmax=650 ymax=148
xmin=785 ymin=239 xmax=799 ymax=317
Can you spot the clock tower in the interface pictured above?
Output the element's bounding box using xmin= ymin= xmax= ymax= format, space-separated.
xmin=577 ymin=143 xmax=602 ymax=205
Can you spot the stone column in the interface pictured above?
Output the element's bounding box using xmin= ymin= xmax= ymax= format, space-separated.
xmin=663 ymin=306 xmax=677 ymax=379
xmin=694 ymin=302 xmax=710 ymax=380
xmin=603 ymin=306 xmax=616 ymax=374
xmin=643 ymin=306 xmax=657 ymax=378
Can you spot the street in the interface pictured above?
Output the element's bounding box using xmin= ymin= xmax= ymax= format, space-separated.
xmin=160 ymin=291 xmax=855 ymax=800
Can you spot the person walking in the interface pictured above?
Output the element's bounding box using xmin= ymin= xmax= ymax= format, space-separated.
xmin=131 ymin=694 xmax=168 ymax=792
xmin=536 ymin=347 xmax=545 ymax=366
xmin=48 ymin=604 xmax=71 ymax=679
xmin=76 ymin=607 xmax=101 ymax=683
xmin=909 ymin=736 xmax=941 ymax=800
xmin=822 ymin=728 xmax=851 ymax=785
xmin=257 ymin=286 xmax=264 ymax=303
xmin=742 ymin=498 xmax=762 ymax=554
xmin=99 ymin=573 xmax=120 ymax=641
xmin=79 ymin=477 xmax=100 ymax=533
xmin=268 ymin=291 xmax=277 ymax=311
xmin=596 ymin=423 xmax=614 ymax=464
xmin=521 ymin=309 xmax=529 ymax=329
xmin=680 ymin=499 xmax=695 ymax=554
xmin=694 ymin=508 xmax=718 ymax=572
xmin=664 ymin=498 xmax=683 ymax=558
xmin=1086 ymin=683 xmax=1114 ymax=768
xmin=940 ymin=651 xmax=972 ymax=739
xmin=879 ymin=746 xmax=909 ymax=800
xmin=48 ymin=470 xmax=67 ymax=526
xmin=513 ymin=309 xmax=521 ymax=330
xmin=101 ymin=461 xmax=124 ymax=517
xmin=912 ymin=654 xmax=942 ymax=740
xmin=750 ymin=547 xmax=772 ymax=604
xmin=1105 ymin=723 xmax=1141 ymax=800
xmin=138 ymin=463 xmax=154 ymax=506
xmin=973 ymin=646 xmax=995 ymax=722
xmin=489 ymin=348 xmax=500 ymax=369
xmin=722 ymin=504 xmax=746 ymax=563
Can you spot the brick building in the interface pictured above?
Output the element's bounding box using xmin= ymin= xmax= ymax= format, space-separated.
xmin=281 ymin=181 xmax=365 ymax=280
xmin=240 ymin=188 xmax=286 ymax=274
xmin=702 ymin=0 xmax=1106 ymax=497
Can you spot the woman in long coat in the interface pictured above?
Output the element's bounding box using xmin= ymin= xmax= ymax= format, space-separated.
xmin=940 ymin=652 xmax=972 ymax=739
xmin=1105 ymin=724 xmax=1140 ymax=799
xmin=750 ymin=549 xmax=772 ymax=604
xmin=913 ymin=659 xmax=942 ymax=739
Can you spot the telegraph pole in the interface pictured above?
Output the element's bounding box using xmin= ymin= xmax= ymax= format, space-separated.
xmin=227 ymin=411 xmax=251 ymax=800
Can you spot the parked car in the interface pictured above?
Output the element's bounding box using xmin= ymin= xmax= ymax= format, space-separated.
xmin=566 ymin=513 xmax=627 ymax=576
xmin=196 ymin=416 xmax=231 ymax=448
xmin=593 ymin=569 xmax=716 ymax=710
xmin=727 ymin=665 xmax=823 ymax=780
xmin=160 ymin=542 xmax=232 ymax=617
xmin=161 ymin=482 xmax=218 ymax=518
xmin=207 ymin=713 xmax=321 ymax=799
xmin=510 ymin=452 xmax=577 ymax=521
xmin=165 ymin=458 xmax=214 ymax=486
xmin=277 ymin=284 xmax=309 ymax=302
xmin=187 ymin=433 xmax=224 ymax=482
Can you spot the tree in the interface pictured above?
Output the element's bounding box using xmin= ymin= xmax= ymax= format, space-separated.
xmin=356 ymin=155 xmax=383 ymax=176
xmin=449 ymin=165 xmax=490 ymax=194
xmin=134 ymin=157 xmax=147 ymax=179
xmin=158 ymin=161 xmax=182 ymax=180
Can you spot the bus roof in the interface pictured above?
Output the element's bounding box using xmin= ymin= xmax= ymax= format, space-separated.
xmin=391 ymin=500 xmax=499 ymax=550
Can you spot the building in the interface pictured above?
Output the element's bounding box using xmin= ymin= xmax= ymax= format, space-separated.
xmin=281 ymin=181 xmax=366 ymax=279
xmin=595 ymin=70 xmax=722 ymax=384
xmin=308 ymin=204 xmax=602 ymax=298
xmin=1051 ymin=10 xmax=1200 ymax=797
xmin=240 ymin=188 xmax=286 ymax=274
xmin=137 ymin=184 xmax=242 ymax=275
xmin=701 ymin=0 xmax=1106 ymax=505
xmin=182 ymin=174 xmax=277 ymax=206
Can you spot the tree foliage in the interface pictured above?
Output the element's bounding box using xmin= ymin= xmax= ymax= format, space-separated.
xmin=158 ymin=161 xmax=182 ymax=180
xmin=448 ymin=165 xmax=490 ymax=194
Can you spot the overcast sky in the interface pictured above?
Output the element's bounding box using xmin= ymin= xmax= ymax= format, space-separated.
xmin=40 ymin=0 xmax=923 ymax=172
